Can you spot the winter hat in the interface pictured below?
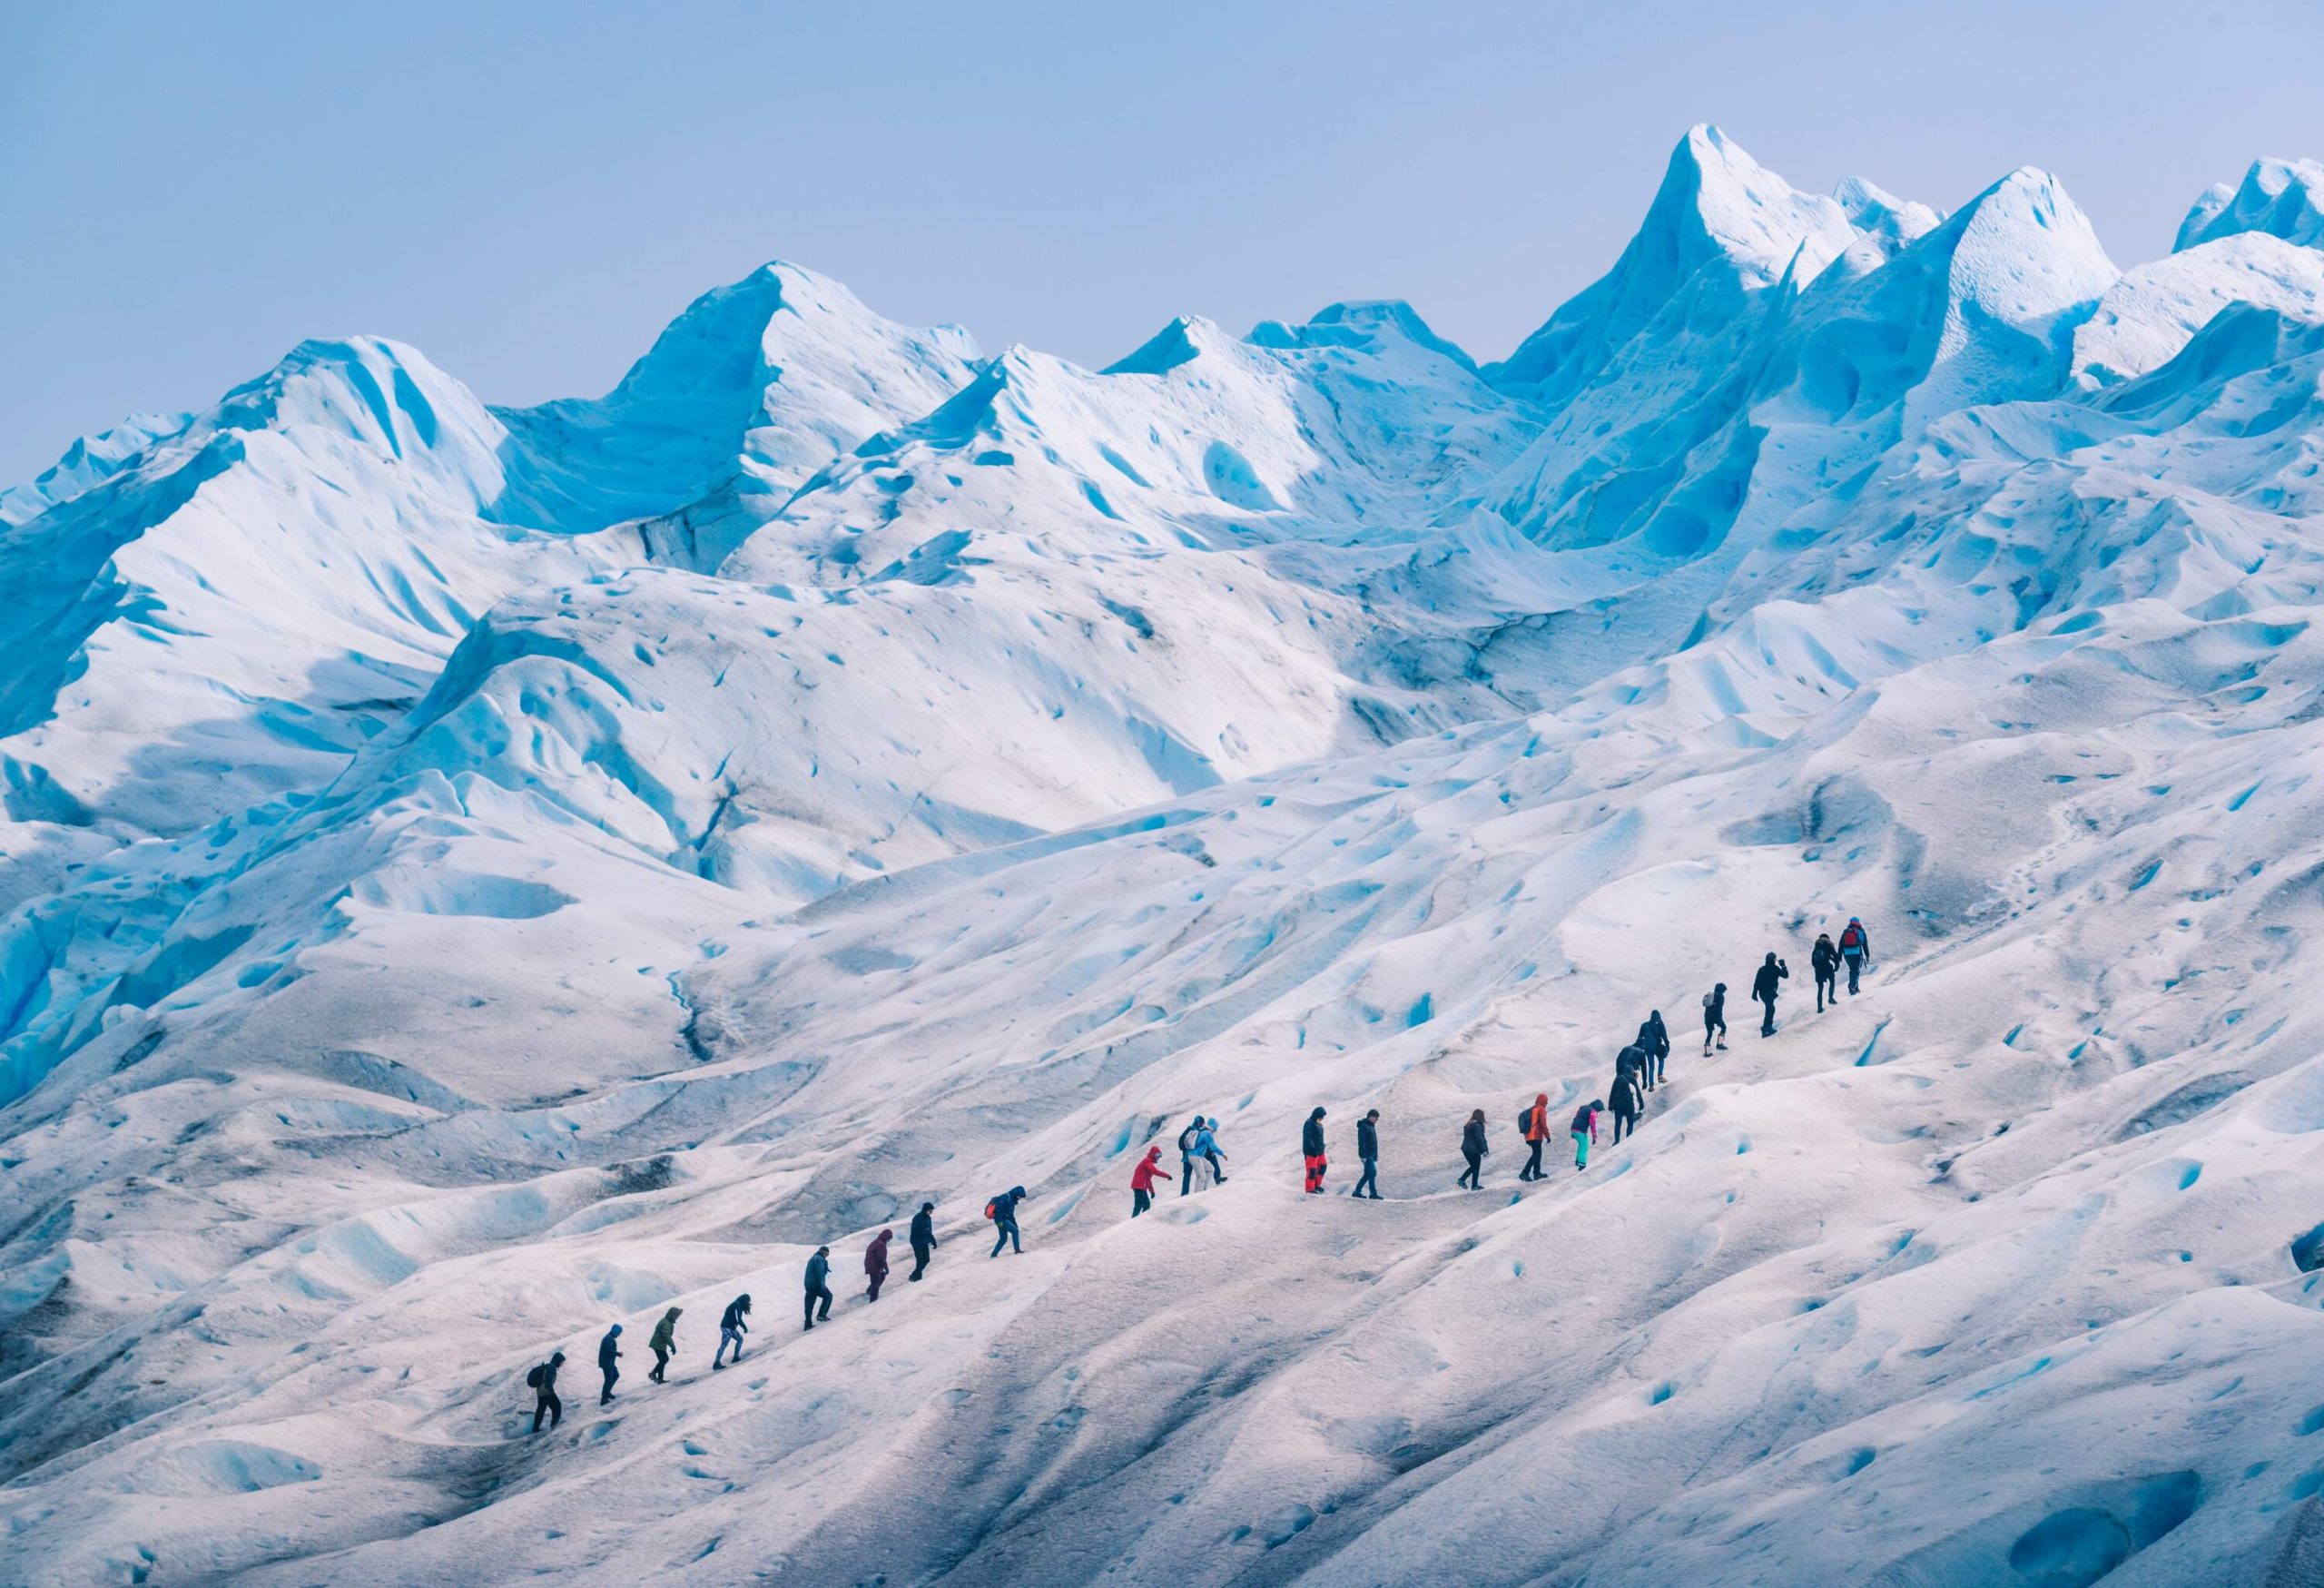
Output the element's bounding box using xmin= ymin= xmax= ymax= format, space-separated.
xmin=609 ymin=1323 xmax=622 ymax=1335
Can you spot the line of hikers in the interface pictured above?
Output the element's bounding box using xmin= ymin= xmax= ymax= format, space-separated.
xmin=1159 ymin=919 xmax=1874 ymax=1203
xmin=525 ymin=919 xmax=1871 ymax=1432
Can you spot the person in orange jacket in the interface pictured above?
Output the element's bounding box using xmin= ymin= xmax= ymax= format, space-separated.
xmin=1519 ymin=1092 xmax=1552 ymax=1181
xmin=1129 ymin=1144 xmax=1172 ymax=1217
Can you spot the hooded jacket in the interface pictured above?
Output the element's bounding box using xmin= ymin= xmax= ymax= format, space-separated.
xmin=865 ymin=1231 xmax=891 ymax=1277
xmin=598 ymin=1325 xmax=622 ymax=1370
xmin=990 ymin=1187 xmax=1028 ymax=1223
xmin=910 ymin=1206 xmax=936 ymax=1250
xmin=1638 ymin=1012 xmax=1669 ymax=1058
xmin=1812 ymin=937 xmax=1837 ymax=978
xmin=1302 ymin=1110 xmax=1327 ymax=1158
xmin=649 ymin=1307 xmax=681 ymax=1351
xmin=1753 ymin=957 xmax=1789 ymax=1001
xmin=1524 ymin=1093 xmax=1551 ymax=1142
xmin=1129 ymin=1147 xmax=1170 ymax=1190
xmin=1840 ymin=920 xmax=1870 ymax=958
xmin=1356 ymin=1116 xmax=1379 ymax=1159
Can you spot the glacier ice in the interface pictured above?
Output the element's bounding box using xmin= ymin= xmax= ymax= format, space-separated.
xmin=5 ymin=126 xmax=2324 ymax=1585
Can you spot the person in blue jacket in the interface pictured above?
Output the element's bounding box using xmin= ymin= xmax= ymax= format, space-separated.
xmin=803 ymin=1247 xmax=833 ymax=1330
xmin=1192 ymin=1119 xmax=1228 ymax=1190
xmin=989 ymin=1187 xmax=1029 ymax=1256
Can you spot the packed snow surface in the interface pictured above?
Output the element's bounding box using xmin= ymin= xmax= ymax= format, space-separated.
xmin=5 ymin=125 xmax=2324 ymax=1585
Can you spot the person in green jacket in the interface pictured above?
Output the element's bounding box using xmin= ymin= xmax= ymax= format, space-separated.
xmin=648 ymin=1306 xmax=681 ymax=1383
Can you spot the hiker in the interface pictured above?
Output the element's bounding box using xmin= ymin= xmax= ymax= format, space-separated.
xmin=1703 ymin=983 xmax=1728 ymax=1054
xmin=1839 ymin=917 xmax=1872 ymax=993
xmin=1177 ymin=1115 xmax=1206 ymax=1197
xmin=1458 ymin=1109 xmax=1489 ymax=1189
xmin=597 ymin=1323 xmax=622 ymax=1406
xmin=803 ymin=1247 xmax=834 ymax=1329
xmin=1571 ymin=1099 xmax=1602 ymax=1169
xmin=864 ymin=1229 xmax=892 ymax=1302
xmin=1353 ymin=1109 xmax=1382 ymax=1198
xmin=1610 ymin=1073 xmax=1643 ymax=1144
xmin=1302 ymin=1107 xmax=1329 ymax=1194
xmin=989 ymin=1186 xmax=1029 ymax=1256
xmin=1198 ymin=1125 xmax=1236 ymax=1185
xmin=647 ymin=1307 xmax=681 ymax=1383
xmin=1130 ymin=1144 xmax=1171 ymax=1216
xmin=713 ymin=1293 xmax=750 ymax=1368
xmin=909 ymin=1202 xmax=938 ymax=1280
xmin=1638 ymin=1011 xmax=1670 ymax=1087
xmin=1519 ymin=1092 xmax=1551 ymax=1181
xmin=1753 ymin=952 xmax=1789 ymax=1037
xmin=1614 ymin=1042 xmax=1649 ymax=1100
xmin=527 ymin=1349 xmax=566 ymax=1433
xmin=1811 ymin=933 xmax=1838 ymax=1011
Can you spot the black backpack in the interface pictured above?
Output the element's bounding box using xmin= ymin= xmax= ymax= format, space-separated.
xmin=1516 ymin=1105 xmax=1533 ymax=1135
xmin=525 ymin=1364 xmax=546 ymax=1389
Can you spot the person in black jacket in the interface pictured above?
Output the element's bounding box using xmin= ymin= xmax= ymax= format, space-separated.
xmin=1609 ymin=1074 xmax=1644 ymax=1144
xmin=908 ymin=1202 xmax=938 ymax=1281
xmin=1811 ymin=933 xmax=1839 ymax=1011
xmin=529 ymin=1349 xmax=566 ymax=1433
xmin=1302 ymin=1107 xmax=1328 ymax=1194
xmin=714 ymin=1293 xmax=750 ymax=1368
xmin=597 ymin=1323 xmax=622 ymax=1406
xmin=1458 ymin=1109 xmax=1488 ymax=1189
xmin=1753 ymin=952 xmax=1789 ymax=1037
xmin=1615 ymin=1042 xmax=1648 ymax=1100
xmin=1703 ymin=983 xmax=1728 ymax=1054
xmin=803 ymin=1247 xmax=833 ymax=1330
xmin=1353 ymin=1110 xmax=1382 ymax=1198
xmin=1637 ymin=1011 xmax=1670 ymax=1086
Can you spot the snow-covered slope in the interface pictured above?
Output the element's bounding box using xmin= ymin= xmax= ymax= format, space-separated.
xmin=6 ymin=129 xmax=2324 ymax=1586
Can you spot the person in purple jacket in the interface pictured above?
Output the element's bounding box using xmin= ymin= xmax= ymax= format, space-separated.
xmin=1571 ymin=1099 xmax=1603 ymax=1170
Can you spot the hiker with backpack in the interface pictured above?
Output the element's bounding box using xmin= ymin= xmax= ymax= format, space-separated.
xmin=597 ymin=1323 xmax=623 ymax=1406
xmin=864 ymin=1230 xmax=892 ymax=1303
xmin=1638 ymin=1011 xmax=1670 ymax=1087
xmin=803 ymin=1247 xmax=834 ymax=1329
xmin=1518 ymin=1092 xmax=1551 ymax=1181
xmin=1302 ymin=1107 xmax=1329 ymax=1194
xmin=1811 ymin=933 xmax=1839 ymax=1011
xmin=647 ymin=1307 xmax=681 ymax=1383
xmin=988 ymin=1186 xmax=1029 ymax=1256
xmin=1839 ymin=917 xmax=1872 ymax=993
xmin=527 ymin=1349 xmax=565 ymax=1433
xmin=714 ymin=1294 xmax=751 ymax=1366
xmin=1458 ymin=1109 xmax=1489 ymax=1189
xmin=1177 ymin=1116 xmax=1206 ymax=1196
xmin=1753 ymin=952 xmax=1789 ymax=1037
xmin=1703 ymin=982 xmax=1728 ymax=1054
xmin=909 ymin=1202 xmax=938 ymax=1280
xmin=1571 ymin=1099 xmax=1603 ymax=1169
xmin=1130 ymin=1145 xmax=1171 ymax=1215
xmin=1609 ymin=1073 xmax=1644 ymax=1144
xmin=1615 ymin=1042 xmax=1649 ymax=1102
xmin=1353 ymin=1109 xmax=1382 ymax=1198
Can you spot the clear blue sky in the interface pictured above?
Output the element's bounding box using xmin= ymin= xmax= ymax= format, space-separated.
xmin=5 ymin=0 xmax=2319 ymax=483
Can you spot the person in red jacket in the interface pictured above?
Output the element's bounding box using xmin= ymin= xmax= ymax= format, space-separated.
xmin=1519 ymin=1092 xmax=1552 ymax=1181
xmin=1130 ymin=1145 xmax=1172 ymax=1217
xmin=864 ymin=1229 xmax=892 ymax=1303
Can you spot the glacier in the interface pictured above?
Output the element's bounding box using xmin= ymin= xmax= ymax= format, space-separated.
xmin=4 ymin=124 xmax=2324 ymax=1585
